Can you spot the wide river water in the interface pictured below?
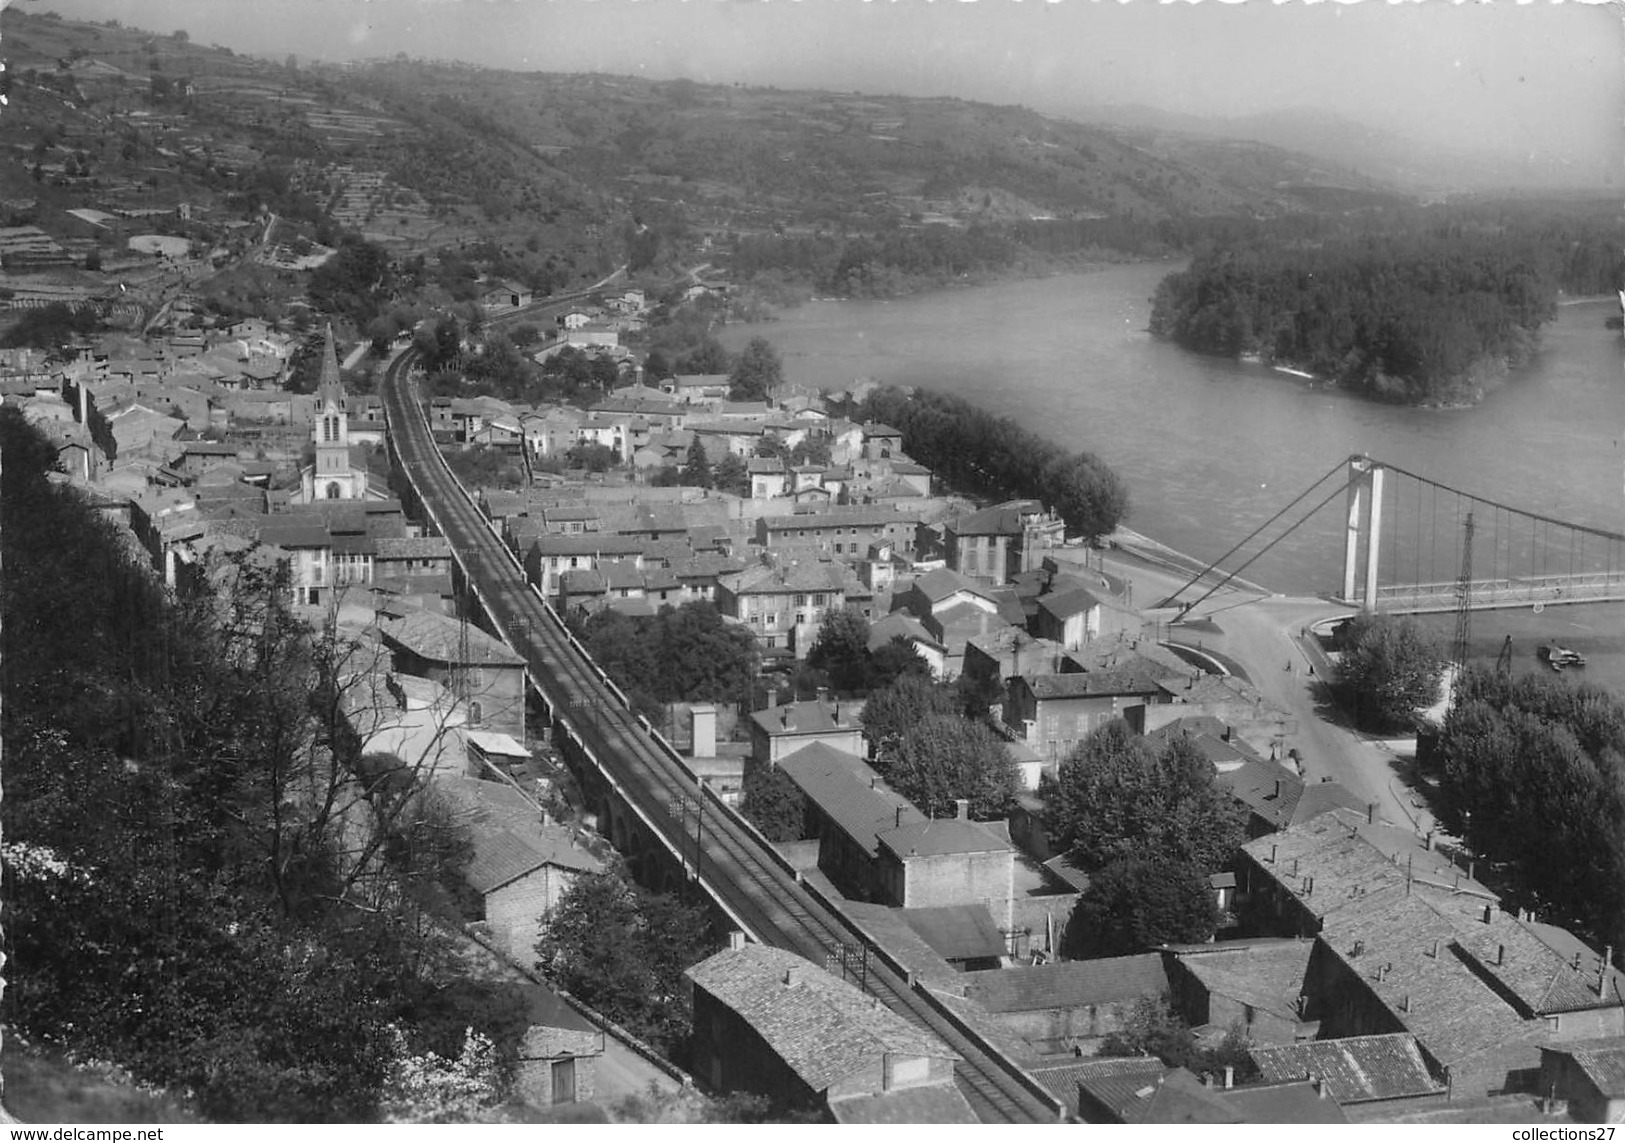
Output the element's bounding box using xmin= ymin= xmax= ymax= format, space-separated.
xmin=719 ymin=262 xmax=1625 ymax=601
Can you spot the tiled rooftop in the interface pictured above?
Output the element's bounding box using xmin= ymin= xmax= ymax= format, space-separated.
xmin=1543 ymin=1037 xmax=1625 ymax=1099
xmin=877 ymin=817 xmax=1011 ymax=859
xmin=686 ymin=944 xmax=956 ymax=1093
xmin=1170 ymin=939 xmax=1315 ymax=1024
xmin=963 ymin=955 xmax=1168 ymax=1013
xmin=778 ymin=743 xmax=924 ymax=858
xmin=1251 ymin=1033 xmax=1446 ymax=1103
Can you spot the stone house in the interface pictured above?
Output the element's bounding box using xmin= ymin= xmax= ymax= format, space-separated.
xmin=960 ymin=955 xmax=1171 ymax=1053
xmin=715 ymin=556 xmax=868 ymax=656
xmin=756 ymin=507 xmax=917 ymax=561
xmin=749 ymin=700 xmax=866 ymax=766
xmin=437 ymin=777 xmax=603 ymax=962
xmin=944 ymin=499 xmax=1064 ymax=586
xmin=511 ymin=985 xmax=605 ymax=1110
xmin=1539 ymin=1039 xmax=1625 ymax=1123
xmin=380 ymin=609 xmax=528 ymax=739
xmin=1004 ymin=669 xmax=1173 ymax=763
xmin=685 ymin=941 xmax=978 ymax=1123
xmin=1250 ymin=1034 xmax=1448 ymax=1107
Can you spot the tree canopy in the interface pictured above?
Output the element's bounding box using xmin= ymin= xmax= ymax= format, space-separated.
xmin=882 ymin=713 xmax=1022 ymax=820
xmin=534 ymin=869 xmax=714 ymax=1054
xmin=1434 ymin=667 xmax=1625 ymax=950
xmin=570 ymin=602 xmax=758 ymax=718
xmin=859 ymin=673 xmax=962 ymax=760
xmin=728 ymin=336 xmax=783 ymax=401
xmin=1336 ymin=612 xmax=1445 ymax=730
xmin=740 ymin=764 xmax=808 ymax=844
xmin=1041 ymin=721 xmax=1245 ymax=874
xmin=861 ymin=385 xmax=1126 ymax=539
xmin=1064 ymin=855 xmax=1222 ymax=956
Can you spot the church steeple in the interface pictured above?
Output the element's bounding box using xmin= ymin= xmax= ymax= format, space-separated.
xmin=316 ymin=323 xmax=345 ymax=413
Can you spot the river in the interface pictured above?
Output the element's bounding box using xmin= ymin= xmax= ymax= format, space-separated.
xmin=719 ymin=263 xmax=1625 ymax=596
xmin=717 ymin=263 xmax=1625 ymax=689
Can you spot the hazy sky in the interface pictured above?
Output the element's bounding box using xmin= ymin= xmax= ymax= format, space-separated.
xmin=20 ymin=0 xmax=1625 ymax=172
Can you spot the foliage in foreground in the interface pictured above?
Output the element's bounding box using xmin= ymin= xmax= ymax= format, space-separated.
xmin=0 ymin=410 xmax=490 ymax=1121
xmin=1099 ymin=997 xmax=1259 ymax=1084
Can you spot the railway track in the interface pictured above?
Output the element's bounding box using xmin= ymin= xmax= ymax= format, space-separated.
xmin=379 ymin=351 xmax=1061 ymax=1124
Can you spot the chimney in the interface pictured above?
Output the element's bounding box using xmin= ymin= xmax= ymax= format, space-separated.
xmin=1269 ymin=844 xmax=1277 ymax=865
xmin=1573 ymin=952 xmax=1583 ymax=971
xmin=1274 ymin=779 xmax=1282 ymax=799
xmin=1401 ymin=994 xmax=1411 ymax=1013
xmin=1291 ymin=858 xmax=1299 ymax=876
xmin=781 ymin=706 xmax=792 ymax=729
xmin=1496 ymin=944 xmax=1505 ymax=966
xmin=1315 ymin=1077 xmax=1329 ymax=1101
xmin=1367 ymin=803 xmax=1377 ymax=825
xmin=895 ymin=806 xmax=903 ymax=827
xmin=1483 ymin=904 xmax=1495 ymax=925
xmin=690 ymin=703 xmax=717 ymax=759
xmin=784 ymin=967 xmax=800 ymax=987
xmin=1429 ymin=938 xmax=1440 ymax=959
xmin=871 ymin=775 xmax=879 ymax=790
xmin=1222 ymin=1065 xmax=1234 ymax=1090
xmin=729 ymin=930 xmax=747 ymax=951
xmin=955 ymin=798 xmax=969 ymax=821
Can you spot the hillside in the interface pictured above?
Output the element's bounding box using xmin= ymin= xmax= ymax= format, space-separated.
xmin=0 ymin=5 xmax=1410 ymax=310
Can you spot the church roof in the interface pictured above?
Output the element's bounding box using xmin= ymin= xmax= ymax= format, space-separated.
xmin=317 ymin=325 xmax=345 ymax=411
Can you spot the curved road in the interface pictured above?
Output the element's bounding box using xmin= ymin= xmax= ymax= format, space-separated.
xmin=380 ymin=349 xmax=1062 ymax=1125
xmin=1054 ymin=547 xmax=1423 ymax=832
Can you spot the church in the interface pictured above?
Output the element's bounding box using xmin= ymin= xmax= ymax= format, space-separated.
xmin=298 ymin=327 xmax=373 ymax=503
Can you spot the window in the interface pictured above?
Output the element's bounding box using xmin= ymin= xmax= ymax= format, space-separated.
xmin=814 ymin=593 xmax=827 ymax=606
xmin=794 ymin=594 xmax=807 ymax=608
xmin=834 ymin=543 xmax=843 ymax=554
xmin=468 ymin=700 xmax=483 ymax=726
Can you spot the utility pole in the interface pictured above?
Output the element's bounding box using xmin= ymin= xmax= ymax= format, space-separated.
xmin=1451 ymin=511 xmax=1476 ymax=704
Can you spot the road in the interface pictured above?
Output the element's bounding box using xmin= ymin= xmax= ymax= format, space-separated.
xmin=1055 ymin=547 xmax=1424 ymax=834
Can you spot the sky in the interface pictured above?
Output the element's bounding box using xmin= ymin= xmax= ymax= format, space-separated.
xmin=17 ymin=0 xmax=1625 ymax=176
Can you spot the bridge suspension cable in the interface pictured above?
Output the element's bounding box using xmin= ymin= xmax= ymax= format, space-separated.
xmin=1160 ymin=455 xmax=1351 ymax=611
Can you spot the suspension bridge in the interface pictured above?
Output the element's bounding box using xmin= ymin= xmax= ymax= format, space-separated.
xmin=1163 ymin=454 xmax=1625 ymax=618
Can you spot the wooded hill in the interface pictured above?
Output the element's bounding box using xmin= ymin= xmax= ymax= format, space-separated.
xmin=1 ymin=5 xmax=1405 ymax=296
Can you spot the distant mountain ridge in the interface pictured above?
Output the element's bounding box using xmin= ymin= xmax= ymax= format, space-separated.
xmin=1068 ymin=102 xmax=1615 ymax=194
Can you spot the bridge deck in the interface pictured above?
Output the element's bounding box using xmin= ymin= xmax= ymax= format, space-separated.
xmin=1341 ymin=571 xmax=1625 ymax=615
xmin=381 ymin=353 xmax=1061 ymax=1125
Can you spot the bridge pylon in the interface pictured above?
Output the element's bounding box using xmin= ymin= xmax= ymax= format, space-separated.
xmin=1342 ymin=454 xmax=1386 ymax=609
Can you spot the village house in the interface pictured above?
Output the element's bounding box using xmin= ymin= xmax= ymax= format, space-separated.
xmin=944 ymin=500 xmax=1066 ymax=586
xmin=1004 ymin=669 xmax=1175 ymax=763
xmin=1233 ymin=809 xmax=1625 ymax=1101
xmin=685 ymin=940 xmax=978 ymax=1123
xmin=749 ymin=700 xmax=866 ymax=766
xmin=1539 ymin=1039 xmax=1625 ymax=1123
xmin=480 ymin=279 xmax=533 ymax=314
xmin=379 ymin=608 xmax=529 ymax=739
xmin=716 ymin=556 xmax=870 ymax=656
xmin=510 ymin=985 xmax=606 ymax=1110
xmin=960 ymin=955 xmax=1171 ymax=1053
xmin=1250 ymin=1033 xmax=1450 ymax=1108
xmin=756 ymin=507 xmax=917 ymax=560
xmin=436 ymin=777 xmax=604 ymax=963
xmin=524 ymin=534 xmax=649 ymax=597
xmin=775 ymin=743 xmax=1014 ymax=912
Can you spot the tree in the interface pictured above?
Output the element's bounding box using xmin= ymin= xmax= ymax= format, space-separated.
xmin=1336 ymin=612 xmax=1445 ymax=729
xmin=728 ymin=336 xmax=782 ymax=401
xmin=1435 ymin=667 xmax=1625 ymax=950
xmin=869 ymin=637 xmax=929 ymax=692
xmin=805 ymin=605 xmax=872 ymax=693
xmin=644 ymin=349 xmax=673 ymax=380
xmin=566 ymin=442 xmax=617 ymax=473
xmin=885 ymin=713 xmax=1021 ymax=819
xmin=1041 ymin=721 xmax=1244 ymax=873
xmin=741 ymin=764 xmax=807 ymax=843
xmin=712 ymin=453 xmax=749 ymax=497
xmin=1098 ymin=996 xmax=1259 ymax=1083
xmin=534 ymin=869 xmax=714 ymax=1053
xmin=1064 ymin=856 xmax=1221 ymax=957
xmin=860 ymin=673 xmax=961 ymax=761
xmin=682 ymin=439 xmax=713 ymax=488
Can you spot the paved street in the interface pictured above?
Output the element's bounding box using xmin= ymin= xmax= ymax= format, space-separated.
xmin=1056 ymin=547 xmax=1427 ymax=836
